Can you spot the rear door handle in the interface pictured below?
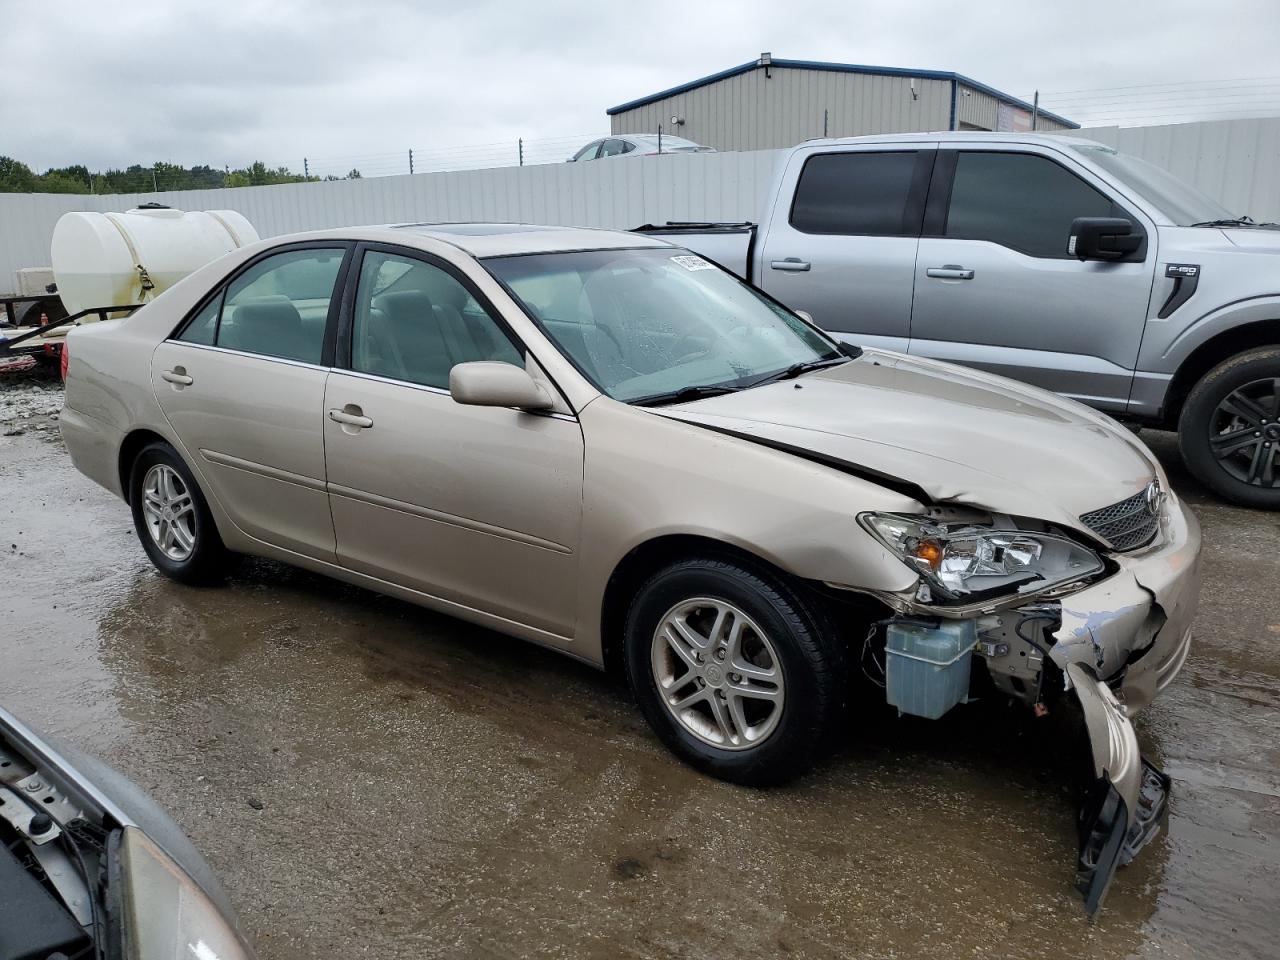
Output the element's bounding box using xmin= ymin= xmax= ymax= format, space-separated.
xmin=926 ymin=265 xmax=975 ymax=280
xmin=328 ymin=407 xmax=373 ymax=429
xmin=161 ymin=368 xmax=193 ymax=386
xmin=770 ymin=258 xmax=811 ymax=272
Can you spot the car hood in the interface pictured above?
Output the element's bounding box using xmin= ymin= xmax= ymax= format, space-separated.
xmin=659 ymin=350 xmax=1159 ymax=535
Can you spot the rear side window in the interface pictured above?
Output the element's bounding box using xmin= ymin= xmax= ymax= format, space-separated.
xmin=178 ymin=248 xmax=345 ymax=364
xmin=790 ymin=152 xmax=923 ymax=236
xmin=599 ymin=139 xmax=633 ymax=158
xmin=944 ymin=152 xmax=1133 ymax=259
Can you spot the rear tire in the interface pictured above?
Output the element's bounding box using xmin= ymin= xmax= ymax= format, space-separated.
xmin=1178 ymin=347 xmax=1280 ymax=508
xmin=128 ymin=442 xmax=230 ymax=584
xmin=623 ymin=556 xmax=844 ymax=786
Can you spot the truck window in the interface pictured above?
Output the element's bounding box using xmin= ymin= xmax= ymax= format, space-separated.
xmin=944 ymin=151 xmax=1132 ymax=259
xmin=790 ymin=152 xmax=922 ymax=237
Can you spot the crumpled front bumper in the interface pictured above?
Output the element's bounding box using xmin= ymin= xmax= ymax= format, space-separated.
xmin=1049 ymin=495 xmax=1201 ymax=914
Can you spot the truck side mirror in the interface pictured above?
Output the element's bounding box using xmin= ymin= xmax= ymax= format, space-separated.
xmin=1069 ymin=217 xmax=1143 ymax=261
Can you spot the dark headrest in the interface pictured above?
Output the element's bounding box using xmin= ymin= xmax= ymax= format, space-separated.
xmin=234 ymin=299 xmax=303 ymax=331
xmin=376 ymin=290 xmax=434 ymax=321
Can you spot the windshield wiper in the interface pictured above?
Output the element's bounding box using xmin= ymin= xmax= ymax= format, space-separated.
xmin=632 ymin=384 xmax=741 ymax=407
xmin=1190 ymin=216 xmax=1256 ymax=228
xmin=748 ymin=354 xmax=851 ymax=388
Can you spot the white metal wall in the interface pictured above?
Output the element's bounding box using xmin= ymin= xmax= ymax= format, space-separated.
xmin=0 ymin=150 xmax=785 ymax=288
xmin=1058 ymin=118 xmax=1280 ymax=221
xmin=4 ymin=117 xmax=1280 ymax=290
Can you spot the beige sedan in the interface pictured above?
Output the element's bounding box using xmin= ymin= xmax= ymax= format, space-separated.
xmin=61 ymin=223 xmax=1200 ymax=911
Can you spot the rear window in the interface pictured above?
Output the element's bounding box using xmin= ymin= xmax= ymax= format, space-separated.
xmin=790 ymin=152 xmax=922 ymax=236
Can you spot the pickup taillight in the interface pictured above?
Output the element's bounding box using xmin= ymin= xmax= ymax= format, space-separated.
xmin=59 ymin=337 xmax=69 ymax=381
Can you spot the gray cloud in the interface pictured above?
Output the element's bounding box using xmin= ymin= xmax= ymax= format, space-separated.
xmin=2 ymin=0 xmax=1277 ymax=173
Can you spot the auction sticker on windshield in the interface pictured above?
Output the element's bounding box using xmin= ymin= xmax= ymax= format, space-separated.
xmin=670 ymin=255 xmax=715 ymax=271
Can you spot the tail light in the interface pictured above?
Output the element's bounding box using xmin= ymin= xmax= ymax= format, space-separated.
xmin=59 ymin=338 xmax=69 ymax=381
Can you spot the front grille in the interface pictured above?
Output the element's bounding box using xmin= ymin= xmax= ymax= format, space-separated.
xmin=1080 ymin=488 xmax=1159 ymax=552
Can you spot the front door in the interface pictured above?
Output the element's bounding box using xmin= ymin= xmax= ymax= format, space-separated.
xmin=908 ymin=147 xmax=1158 ymax=412
xmin=322 ymin=246 xmax=585 ymax=638
xmin=151 ymin=244 xmax=350 ymax=560
xmin=758 ymin=146 xmax=934 ymax=352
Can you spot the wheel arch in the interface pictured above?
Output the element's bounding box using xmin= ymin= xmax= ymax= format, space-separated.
xmin=598 ymin=533 xmax=886 ymax=679
xmin=1163 ymin=318 xmax=1280 ymax=428
xmin=117 ymin=428 xmax=178 ymax=505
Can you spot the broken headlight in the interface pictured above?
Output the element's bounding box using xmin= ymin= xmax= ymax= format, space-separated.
xmin=859 ymin=513 xmax=1104 ymax=604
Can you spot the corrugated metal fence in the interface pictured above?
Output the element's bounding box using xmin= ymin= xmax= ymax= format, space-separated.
xmin=1059 ymin=117 xmax=1280 ymax=224
xmin=0 ymin=150 xmax=784 ymax=287
xmin=3 ymin=117 xmax=1279 ymax=288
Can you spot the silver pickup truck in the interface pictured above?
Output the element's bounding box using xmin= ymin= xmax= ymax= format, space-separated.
xmin=638 ymin=132 xmax=1280 ymax=508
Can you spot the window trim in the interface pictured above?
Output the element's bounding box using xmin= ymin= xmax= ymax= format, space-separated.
xmin=786 ymin=148 xmax=936 ymax=238
xmin=335 ymin=241 xmax=533 ymax=391
xmin=923 ymin=148 xmax=1148 ymax=262
xmin=169 ymin=240 xmax=356 ymax=366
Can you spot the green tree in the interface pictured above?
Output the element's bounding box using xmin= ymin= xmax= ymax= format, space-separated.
xmin=0 ymin=156 xmax=36 ymax=192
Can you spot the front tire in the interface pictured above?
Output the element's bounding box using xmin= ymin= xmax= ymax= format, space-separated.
xmin=128 ymin=442 xmax=230 ymax=584
xmin=623 ymin=556 xmax=844 ymax=786
xmin=1178 ymin=347 xmax=1280 ymax=508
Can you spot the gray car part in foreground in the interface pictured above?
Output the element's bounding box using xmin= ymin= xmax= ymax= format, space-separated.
xmin=0 ymin=706 xmax=255 ymax=960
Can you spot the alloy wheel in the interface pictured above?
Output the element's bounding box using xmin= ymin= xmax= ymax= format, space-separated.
xmin=1209 ymin=377 xmax=1280 ymax=487
xmin=650 ymin=597 xmax=785 ymax=750
xmin=141 ymin=464 xmax=197 ymax=561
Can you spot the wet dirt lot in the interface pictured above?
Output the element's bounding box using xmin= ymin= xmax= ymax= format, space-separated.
xmin=2 ymin=370 xmax=1278 ymax=959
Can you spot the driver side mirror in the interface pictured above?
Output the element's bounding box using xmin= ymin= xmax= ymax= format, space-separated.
xmin=1069 ymin=217 xmax=1143 ymax=261
xmin=449 ymin=361 xmax=554 ymax=411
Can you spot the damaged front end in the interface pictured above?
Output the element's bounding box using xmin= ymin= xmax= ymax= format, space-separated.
xmin=854 ymin=489 xmax=1201 ymax=915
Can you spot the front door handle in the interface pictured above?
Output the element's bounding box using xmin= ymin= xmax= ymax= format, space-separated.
xmin=926 ymin=265 xmax=975 ymax=280
xmin=161 ymin=368 xmax=193 ymax=386
xmin=328 ymin=407 xmax=373 ymax=429
xmin=770 ymin=257 xmax=811 ymax=272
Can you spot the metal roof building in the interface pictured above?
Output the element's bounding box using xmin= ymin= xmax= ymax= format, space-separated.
xmin=607 ymin=55 xmax=1077 ymax=151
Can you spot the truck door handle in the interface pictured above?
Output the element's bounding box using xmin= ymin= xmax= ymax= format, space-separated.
xmin=161 ymin=368 xmax=193 ymax=386
xmin=328 ymin=407 xmax=373 ymax=429
xmin=926 ymin=266 xmax=975 ymax=280
xmin=770 ymin=258 xmax=811 ymax=272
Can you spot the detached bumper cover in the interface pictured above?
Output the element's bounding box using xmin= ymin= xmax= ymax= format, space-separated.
xmin=1068 ymin=663 xmax=1171 ymax=915
xmin=1049 ymin=497 xmax=1198 ymax=914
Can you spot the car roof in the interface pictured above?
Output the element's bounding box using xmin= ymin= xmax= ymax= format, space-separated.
xmin=624 ymin=133 xmax=701 ymax=148
xmin=292 ymin=222 xmax=674 ymax=258
xmin=796 ymin=130 xmax=1105 ymax=150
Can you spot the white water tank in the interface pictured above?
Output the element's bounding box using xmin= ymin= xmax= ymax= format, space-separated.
xmin=51 ymin=206 xmax=259 ymax=316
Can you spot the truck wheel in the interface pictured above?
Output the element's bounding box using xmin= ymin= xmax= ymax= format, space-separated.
xmin=623 ymin=556 xmax=844 ymax=786
xmin=128 ymin=442 xmax=231 ymax=584
xmin=1178 ymin=347 xmax=1280 ymax=508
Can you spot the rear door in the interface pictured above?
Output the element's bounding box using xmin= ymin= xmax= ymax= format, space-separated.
xmin=152 ymin=243 xmax=350 ymax=561
xmin=908 ymin=145 xmax=1157 ymax=412
xmin=757 ymin=145 xmax=934 ymax=351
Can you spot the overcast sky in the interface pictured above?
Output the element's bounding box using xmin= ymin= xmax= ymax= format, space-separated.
xmin=3 ymin=0 xmax=1279 ymax=175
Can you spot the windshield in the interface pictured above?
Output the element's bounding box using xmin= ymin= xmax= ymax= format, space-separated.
xmin=1069 ymin=142 xmax=1235 ymax=226
xmin=484 ymin=247 xmax=842 ymax=403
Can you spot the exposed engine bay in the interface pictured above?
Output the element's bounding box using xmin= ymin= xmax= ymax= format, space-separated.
xmin=0 ymin=739 xmax=103 ymax=959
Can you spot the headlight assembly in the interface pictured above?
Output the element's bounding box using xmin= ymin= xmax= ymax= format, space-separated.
xmin=859 ymin=513 xmax=1104 ymax=604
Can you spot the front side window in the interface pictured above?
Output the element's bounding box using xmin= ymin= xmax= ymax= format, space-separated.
xmin=599 ymin=139 xmax=632 ymax=158
xmin=485 ymin=248 xmax=841 ymax=403
xmin=350 ymin=251 xmax=521 ymax=389
xmin=944 ymin=151 xmax=1135 ymax=258
xmin=208 ymin=248 xmax=345 ymax=363
xmin=790 ymin=151 xmax=923 ymax=236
